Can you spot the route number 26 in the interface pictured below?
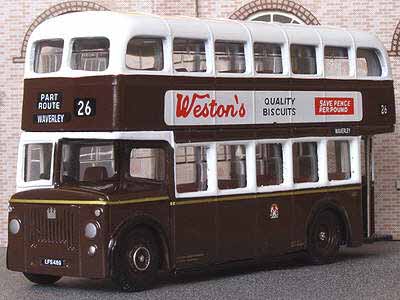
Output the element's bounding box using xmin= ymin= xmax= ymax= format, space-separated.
xmin=74 ymin=98 xmax=96 ymax=117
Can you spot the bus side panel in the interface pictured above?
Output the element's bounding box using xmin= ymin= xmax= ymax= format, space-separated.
xmin=172 ymin=202 xmax=217 ymax=268
xmin=292 ymin=186 xmax=363 ymax=248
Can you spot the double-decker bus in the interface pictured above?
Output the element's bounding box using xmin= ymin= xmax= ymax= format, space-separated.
xmin=7 ymin=11 xmax=395 ymax=291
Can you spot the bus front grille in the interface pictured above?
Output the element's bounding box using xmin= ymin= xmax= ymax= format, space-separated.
xmin=28 ymin=207 xmax=78 ymax=251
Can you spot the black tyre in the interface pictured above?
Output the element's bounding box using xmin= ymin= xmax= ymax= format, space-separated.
xmin=23 ymin=272 xmax=61 ymax=285
xmin=112 ymin=228 xmax=160 ymax=292
xmin=306 ymin=210 xmax=341 ymax=265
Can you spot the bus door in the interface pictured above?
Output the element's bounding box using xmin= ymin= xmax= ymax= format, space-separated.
xmin=216 ymin=144 xmax=257 ymax=262
xmin=171 ymin=145 xmax=217 ymax=268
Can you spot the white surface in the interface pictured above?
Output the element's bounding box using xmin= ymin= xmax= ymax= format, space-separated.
xmin=25 ymin=11 xmax=392 ymax=80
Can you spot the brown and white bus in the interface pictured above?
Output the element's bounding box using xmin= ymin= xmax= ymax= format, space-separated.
xmin=7 ymin=11 xmax=395 ymax=291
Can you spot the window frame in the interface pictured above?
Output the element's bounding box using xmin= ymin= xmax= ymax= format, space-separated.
xmin=172 ymin=38 xmax=208 ymax=74
xmin=323 ymin=46 xmax=352 ymax=79
xmin=289 ymin=44 xmax=319 ymax=76
xmin=69 ymin=36 xmax=111 ymax=72
xmin=33 ymin=38 xmax=64 ymax=74
xmin=214 ymin=40 xmax=249 ymax=76
xmin=356 ymin=47 xmax=383 ymax=79
xmin=125 ymin=36 xmax=165 ymax=72
xmin=253 ymin=42 xmax=284 ymax=75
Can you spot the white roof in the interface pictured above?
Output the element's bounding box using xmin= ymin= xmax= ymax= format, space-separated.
xmin=25 ymin=11 xmax=392 ymax=80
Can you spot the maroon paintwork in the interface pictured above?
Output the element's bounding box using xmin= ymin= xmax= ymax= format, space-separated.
xmin=7 ymin=74 xmax=394 ymax=282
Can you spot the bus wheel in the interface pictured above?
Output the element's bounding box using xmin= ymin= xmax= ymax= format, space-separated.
xmin=112 ymin=228 xmax=160 ymax=292
xmin=306 ymin=210 xmax=341 ymax=265
xmin=23 ymin=272 xmax=61 ymax=284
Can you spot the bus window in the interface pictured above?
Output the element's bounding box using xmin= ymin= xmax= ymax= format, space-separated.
xmin=126 ymin=38 xmax=164 ymax=71
xmin=254 ymin=43 xmax=283 ymax=74
xmin=215 ymin=41 xmax=246 ymax=73
xmin=78 ymin=144 xmax=115 ymax=181
xmin=71 ymin=37 xmax=109 ymax=71
xmin=34 ymin=39 xmax=63 ymax=73
xmin=217 ymin=144 xmax=247 ymax=189
xmin=291 ymin=45 xmax=317 ymax=75
xmin=130 ymin=148 xmax=165 ymax=181
xmin=173 ymin=39 xmax=207 ymax=72
xmin=24 ymin=143 xmax=52 ymax=181
xmin=327 ymin=140 xmax=351 ymax=181
xmin=324 ymin=46 xmax=349 ymax=77
xmin=293 ymin=142 xmax=318 ymax=183
xmin=176 ymin=145 xmax=208 ymax=193
xmin=256 ymin=143 xmax=283 ymax=186
xmin=357 ymin=48 xmax=382 ymax=77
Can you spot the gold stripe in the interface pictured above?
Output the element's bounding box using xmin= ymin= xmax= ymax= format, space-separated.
xmin=171 ymin=185 xmax=361 ymax=206
xmin=9 ymin=196 xmax=169 ymax=206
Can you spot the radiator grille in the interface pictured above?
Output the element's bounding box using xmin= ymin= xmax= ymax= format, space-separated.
xmin=28 ymin=207 xmax=78 ymax=251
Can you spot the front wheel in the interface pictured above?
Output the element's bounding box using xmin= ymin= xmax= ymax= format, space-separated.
xmin=23 ymin=272 xmax=61 ymax=285
xmin=306 ymin=210 xmax=341 ymax=265
xmin=112 ymin=228 xmax=160 ymax=292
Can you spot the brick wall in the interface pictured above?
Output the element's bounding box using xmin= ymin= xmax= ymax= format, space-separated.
xmin=1 ymin=0 xmax=400 ymax=246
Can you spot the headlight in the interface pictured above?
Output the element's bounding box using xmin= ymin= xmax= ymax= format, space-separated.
xmin=84 ymin=222 xmax=99 ymax=239
xmin=9 ymin=219 xmax=21 ymax=235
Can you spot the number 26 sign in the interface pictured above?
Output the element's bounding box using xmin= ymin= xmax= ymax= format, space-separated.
xmin=74 ymin=98 xmax=96 ymax=117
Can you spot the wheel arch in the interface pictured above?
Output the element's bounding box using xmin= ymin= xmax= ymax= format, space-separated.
xmin=305 ymin=199 xmax=352 ymax=247
xmin=108 ymin=214 xmax=171 ymax=277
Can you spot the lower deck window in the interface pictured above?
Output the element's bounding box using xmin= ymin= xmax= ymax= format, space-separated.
xmin=256 ymin=143 xmax=283 ymax=186
xmin=217 ymin=144 xmax=247 ymax=189
xmin=293 ymin=142 xmax=318 ymax=183
xmin=327 ymin=140 xmax=351 ymax=180
xmin=130 ymin=148 xmax=165 ymax=181
xmin=24 ymin=143 xmax=53 ymax=181
xmin=176 ymin=146 xmax=208 ymax=193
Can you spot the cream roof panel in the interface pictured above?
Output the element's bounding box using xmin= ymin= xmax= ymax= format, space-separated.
xmin=244 ymin=22 xmax=286 ymax=44
xmin=166 ymin=17 xmax=210 ymax=40
xmin=205 ymin=19 xmax=249 ymax=42
xmin=284 ymin=24 xmax=320 ymax=46
xmin=315 ymin=27 xmax=353 ymax=47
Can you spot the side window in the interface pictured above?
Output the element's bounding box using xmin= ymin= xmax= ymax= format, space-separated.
xmin=324 ymin=46 xmax=349 ymax=76
xmin=254 ymin=43 xmax=283 ymax=74
xmin=24 ymin=143 xmax=53 ymax=181
xmin=291 ymin=45 xmax=317 ymax=75
xmin=256 ymin=143 xmax=283 ymax=186
xmin=293 ymin=142 xmax=318 ymax=183
xmin=71 ymin=37 xmax=109 ymax=71
xmin=173 ymin=39 xmax=207 ymax=72
xmin=130 ymin=148 xmax=165 ymax=181
xmin=126 ymin=38 xmax=164 ymax=71
xmin=34 ymin=39 xmax=64 ymax=73
xmin=79 ymin=144 xmax=115 ymax=180
xmin=327 ymin=140 xmax=351 ymax=181
xmin=176 ymin=145 xmax=208 ymax=193
xmin=217 ymin=144 xmax=247 ymax=189
xmin=215 ymin=41 xmax=246 ymax=73
xmin=357 ymin=48 xmax=382 ymax=77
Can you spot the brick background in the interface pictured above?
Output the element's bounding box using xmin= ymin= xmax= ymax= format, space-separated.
xmin=1 ymin=0 xmax=400 ymax=246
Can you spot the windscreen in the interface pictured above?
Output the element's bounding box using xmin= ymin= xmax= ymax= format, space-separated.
xmin=61 ymin=140 xmax=117 ymax=185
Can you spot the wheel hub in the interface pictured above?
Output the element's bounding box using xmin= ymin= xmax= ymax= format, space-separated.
xmin=318 ymin=231 xmax=327 ymax=241
xmin=131 ymin=246 xmax=151 ymax=271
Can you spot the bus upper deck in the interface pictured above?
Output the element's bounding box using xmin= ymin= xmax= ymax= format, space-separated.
xmin=22 ymin=11 xmax=395 ymax=136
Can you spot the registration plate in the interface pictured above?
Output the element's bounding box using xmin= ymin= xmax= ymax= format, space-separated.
xmin=42 ymin=258 xmax=64 ymax=267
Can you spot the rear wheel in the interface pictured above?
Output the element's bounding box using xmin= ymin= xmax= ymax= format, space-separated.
xmin=306 ymin=210 xmax=341 ymax=265
xmin=112 ymin=228 xmax=160 ymax=292
xmin=23 ymin=272 xmax=61 ymax=285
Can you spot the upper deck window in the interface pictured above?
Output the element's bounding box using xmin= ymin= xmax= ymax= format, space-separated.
xmin=324 ymin=47 xmax=349 ymax=77
xmin=34 ymin=39 xmax=64 ymax=73
xmin=71 ymin=37 xmax=109 ymax=71
xmin=215 ymin=41 xmax=246 ymax=73
xmin=290 ymin=45 xmax=317 ymax=75
xmin=126 ymin=38 xmax=164 ymax=71
xmin=173 ymin=39 xmax=207 ymax=73
xmin=356 ymin=48 xmax=382 ymax=77
xmin=254 ymin=43 xmax=283 ymax=74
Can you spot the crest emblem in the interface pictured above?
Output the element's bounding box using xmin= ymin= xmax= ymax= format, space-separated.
xmin=270 ymin=203 xmax=279 ymax=219
xmin=47 ymin=207 xmax=56 ymax=220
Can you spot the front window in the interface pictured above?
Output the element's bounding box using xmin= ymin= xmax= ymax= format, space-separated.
xmin=34 ymin=39 xmax=64 ymax=73
xmin=71 ymin=37 xmax=110 ymax=71
xmin=61 ymin=140 xmax=117 ymax=185
xmin=24 ymin=143 xmax=53 ymax=182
